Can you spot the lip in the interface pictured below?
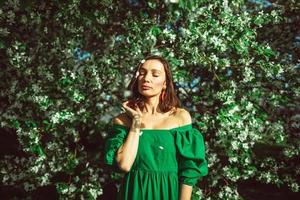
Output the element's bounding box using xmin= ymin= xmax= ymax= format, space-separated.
xmin=142 ymin=84 xmax=152 ymax=88
xmin=142 ymin=85 xmax=152 ymax=89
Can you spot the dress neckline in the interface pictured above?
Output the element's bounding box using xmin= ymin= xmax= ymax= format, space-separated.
xmin=113 ymin=123 xmax=192 ymax=131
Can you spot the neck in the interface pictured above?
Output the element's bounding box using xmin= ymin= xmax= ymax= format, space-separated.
xmin=142 ymin=96 xmax=161 ymax=115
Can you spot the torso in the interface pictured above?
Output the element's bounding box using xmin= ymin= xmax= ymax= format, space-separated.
xmin=114 ymin=107 xmax=185 ymax=130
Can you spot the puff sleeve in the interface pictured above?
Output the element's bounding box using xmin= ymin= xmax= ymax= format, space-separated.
xmin=104 ymin=125 xmax=128 ymax=167
xmin=173 ymin=127 xmax=208 ymax=186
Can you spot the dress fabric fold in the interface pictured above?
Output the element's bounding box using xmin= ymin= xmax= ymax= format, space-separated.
xmin=104 ymin=123 xmax=208 ymax=200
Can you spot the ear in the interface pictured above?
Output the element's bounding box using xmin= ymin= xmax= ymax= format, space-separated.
xmin=163 ymin=81 xmax=167 ymax=89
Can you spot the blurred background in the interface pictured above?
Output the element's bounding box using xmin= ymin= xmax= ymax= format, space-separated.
xmin=0 ymin=0 xmax=299 ymax=199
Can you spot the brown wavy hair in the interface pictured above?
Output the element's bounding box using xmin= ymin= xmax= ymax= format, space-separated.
xmin=126 ymin=55 xmax=182 ymax=113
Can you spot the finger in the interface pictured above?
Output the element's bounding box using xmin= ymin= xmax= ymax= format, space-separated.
xmin=123 ymin=101 xmax=135 ymax=109
xmin=123 ymin=106 xmax=136 ymax=115
xmin=123 ymin=102 xmax=135 ymax=111
xmin=122 ymin=101 xmax=132 ymax=110
xmin=136 ymin=105 xmax=143 ymax=116
xmin=121 ymin=107 xmax=126 ymax=112
xmin=122 ymin=101 xmax=138 ymax=116
xmin=122 ymin=101 xmax=129 ymax=107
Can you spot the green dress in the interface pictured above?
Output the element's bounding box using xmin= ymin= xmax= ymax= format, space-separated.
xmin=104 ymin=123 xmax=208 ymax=200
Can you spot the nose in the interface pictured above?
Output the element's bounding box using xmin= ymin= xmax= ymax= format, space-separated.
xmin=143 ymin=73 xmax=151 ymax=82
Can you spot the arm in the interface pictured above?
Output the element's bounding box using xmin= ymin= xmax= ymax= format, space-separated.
xmin=114 ymin=115 xmax=141 ymax=172
xmin=179 ymin=184 xmax=193 ymax=200
xmin=178 ymin=108 xmax=193 ymax=199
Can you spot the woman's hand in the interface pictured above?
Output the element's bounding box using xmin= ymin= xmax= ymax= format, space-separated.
xmin=122 ymin=101 xmax=143 ymax=130
xmin=115 ymin=101 xmax=143 ymax=172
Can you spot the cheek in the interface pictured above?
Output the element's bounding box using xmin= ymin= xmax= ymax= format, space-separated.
xmin=153 ymin=78 xmax=165 ymax=87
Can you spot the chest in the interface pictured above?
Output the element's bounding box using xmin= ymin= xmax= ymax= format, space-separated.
xmin=140 ymin=114 xmax=181 ymax=129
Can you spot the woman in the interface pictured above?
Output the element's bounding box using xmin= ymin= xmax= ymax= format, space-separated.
xmin=104 ymin=55 xmax=208 ymax=200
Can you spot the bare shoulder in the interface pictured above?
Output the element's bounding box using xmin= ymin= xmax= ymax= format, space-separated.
xmin=112 ymin=112 xmax=131 ymax=127
xmin=175 ymin=108 xmax=192 ymax=126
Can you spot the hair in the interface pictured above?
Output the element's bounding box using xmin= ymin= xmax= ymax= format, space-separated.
xmin=126 ymin=55 xmax=182 ymax=113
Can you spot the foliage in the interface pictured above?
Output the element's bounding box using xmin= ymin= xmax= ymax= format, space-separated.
xmin=0 ymin=0 xmax=299 ymax=199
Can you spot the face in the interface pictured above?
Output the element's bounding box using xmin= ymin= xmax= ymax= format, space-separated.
xmin=137 ymin=59 xmax=166 ymax=97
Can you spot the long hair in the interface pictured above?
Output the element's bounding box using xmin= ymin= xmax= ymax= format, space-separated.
xmin=126 ymin=55 xmax=182 ymax=113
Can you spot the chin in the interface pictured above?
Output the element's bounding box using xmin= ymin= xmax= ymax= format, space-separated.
xmin=140 ymin=92 xmax=153 ymax=97
xmin=138 ymin=89 xmax=152 ymax=95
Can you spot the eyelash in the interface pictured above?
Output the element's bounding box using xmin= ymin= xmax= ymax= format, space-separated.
xmin=139 ymin=73 xmax=159 ymax=77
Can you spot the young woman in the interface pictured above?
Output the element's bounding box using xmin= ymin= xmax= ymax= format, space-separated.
xmin=104 ymin=55 xmax=208 ymax=200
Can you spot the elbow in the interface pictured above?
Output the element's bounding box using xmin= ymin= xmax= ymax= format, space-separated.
xmin=116 ymin=157 xmax=132 ymax=173
xmin=118 ymin=162 xmax=131 ymax=173
xmin=120 ymin=165 xmax=131 ymax=173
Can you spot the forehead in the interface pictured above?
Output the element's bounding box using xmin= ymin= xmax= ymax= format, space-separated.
xmin=140 ymin=59 xmax=165 ymax=72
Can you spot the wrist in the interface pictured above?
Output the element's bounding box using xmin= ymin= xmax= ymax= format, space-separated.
xmin=134 ymin=128 xmax=141 ymax=133
xmin=131 ymin=124 xmax=141 ymax=132
xmin=131 ymin=122 xmax=141 ymax=133
xmin=130 ymin=127 xmax=141 ymax=135
xmin=131 ymin=115 xmax=142 ymax=133
xmin=132 ymin=118 xmax=141 ymax=127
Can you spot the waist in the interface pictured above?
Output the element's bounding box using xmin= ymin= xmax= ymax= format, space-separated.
xmin=129 ymin=168 xmax=178 ymax=174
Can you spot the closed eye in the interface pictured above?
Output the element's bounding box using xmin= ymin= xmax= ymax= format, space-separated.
xmin=139 ymin=72 xmax=160 ymax=77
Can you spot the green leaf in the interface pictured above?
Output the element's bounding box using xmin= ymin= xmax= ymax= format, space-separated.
xmin=150 ymin=26 xmax=162 ymax=36
xmin=0 ymin=41 xmax=5 ymax=49
xmin=30 ymin=144 xmax=45 ymax=156
xmin=58 ymin=77 xmax=73 ymax=87
xmin=56 ymin=182 xmax=69 ymax=194
xmin=10 ymin=119 xmax=20 ymax=129
xmin=25 ymin=120 xmax=37 ymax=128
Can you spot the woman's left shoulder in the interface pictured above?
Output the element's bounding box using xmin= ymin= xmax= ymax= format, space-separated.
xmin=175 ymin=108 xmax=192 ymax=125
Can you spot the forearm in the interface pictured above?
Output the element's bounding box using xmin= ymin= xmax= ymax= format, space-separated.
xmin=115 ymin=121 xmax=141 ymax=172
xmin=179 ymin=184 xmax=193 ymax=200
